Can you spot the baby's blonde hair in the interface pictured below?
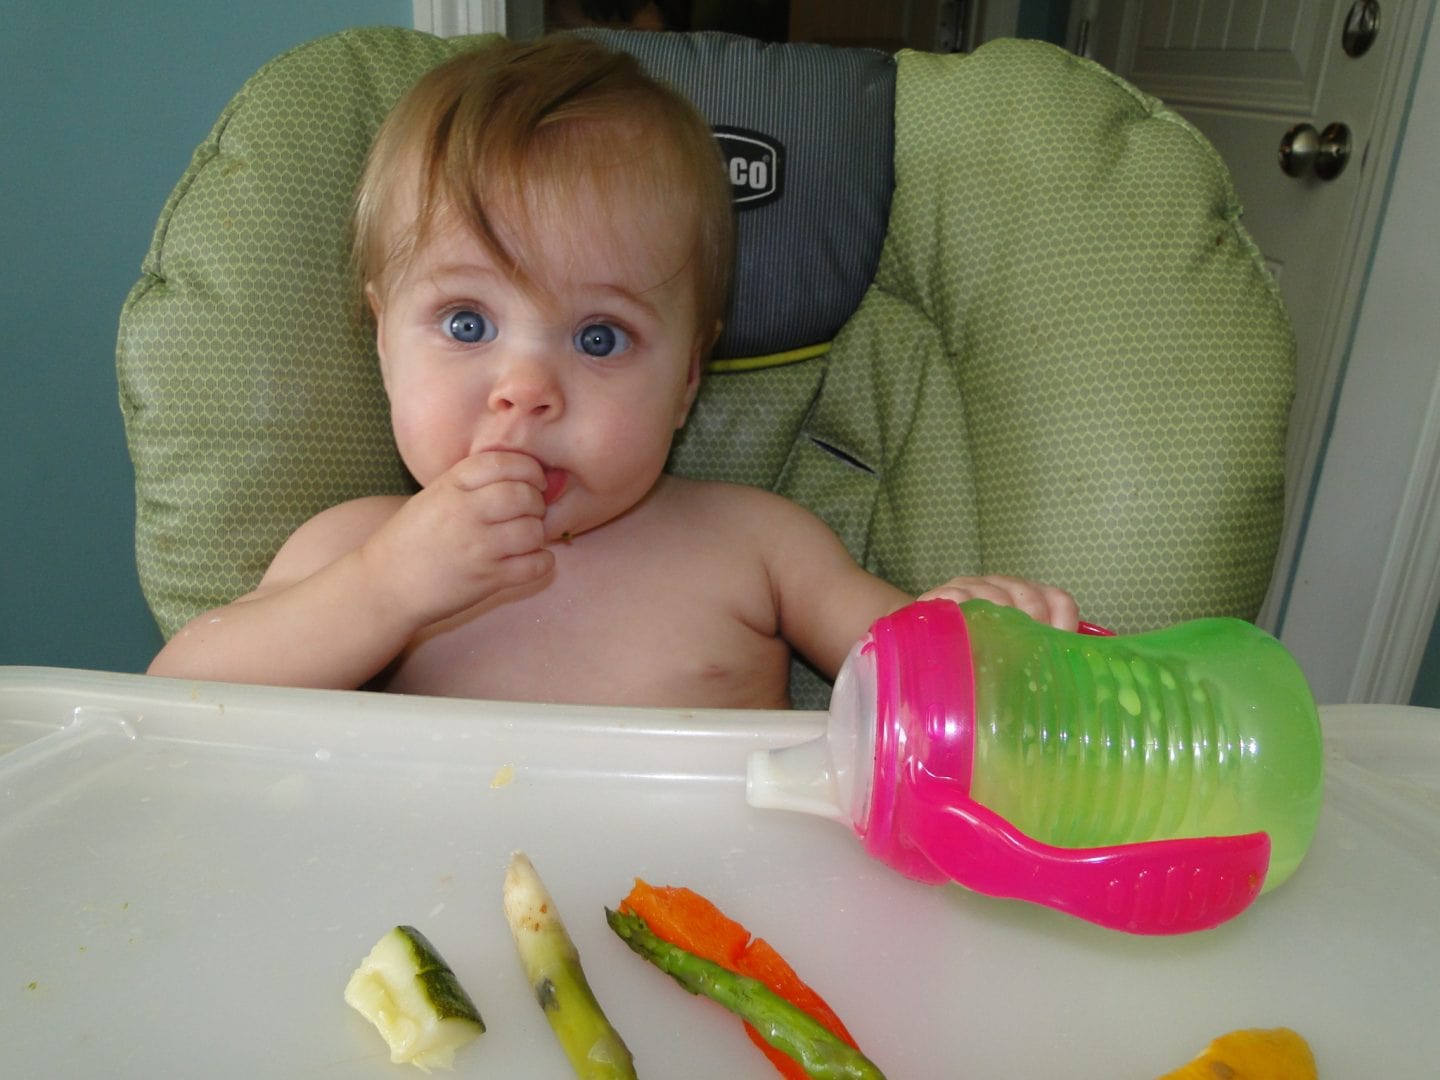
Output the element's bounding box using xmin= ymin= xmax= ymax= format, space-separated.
xmin=353 ymin=35 xmax=734 ymax=352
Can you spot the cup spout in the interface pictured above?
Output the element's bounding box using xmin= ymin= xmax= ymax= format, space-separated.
xmin=745 ymin=737 xmax=848 ymax=822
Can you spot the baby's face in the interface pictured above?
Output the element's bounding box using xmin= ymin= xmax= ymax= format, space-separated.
xmin=369 ymin=200 xmax=704 ymax=542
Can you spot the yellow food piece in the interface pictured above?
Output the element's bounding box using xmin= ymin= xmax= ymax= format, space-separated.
xmin=1158 ymin=1027 xmax=1317 ymax=1080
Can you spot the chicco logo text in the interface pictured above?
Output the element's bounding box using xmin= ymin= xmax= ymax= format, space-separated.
xmin=713 ymin=126 xmax=785 ymax=209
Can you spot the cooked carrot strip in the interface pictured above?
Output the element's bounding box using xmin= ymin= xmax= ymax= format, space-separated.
xmin=620 ymin=881 xmax=861 ymax=1078
xmin=620 ymin=881 xmax=748 ymax=967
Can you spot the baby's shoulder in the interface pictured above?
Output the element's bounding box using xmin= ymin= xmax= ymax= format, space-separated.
xmin=665 ymin=478 xmax=840 ymax=544
xmin=262 ymin=494 xmax=408 ymax=586
xmin=291 ymin=493 xmax=407 ymax=544
xmin=662 ymin=476 xmax=822 ymax=529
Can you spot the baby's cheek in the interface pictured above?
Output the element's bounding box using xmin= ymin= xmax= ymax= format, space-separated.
xmin=389 ymin=395 xmax=469 ymax=484
xmin=387 ymin=417 xmax=425 ymax=473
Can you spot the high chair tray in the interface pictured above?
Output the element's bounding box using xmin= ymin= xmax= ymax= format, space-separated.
xmin=2 ymin=667 xmax=1436 ymax=1078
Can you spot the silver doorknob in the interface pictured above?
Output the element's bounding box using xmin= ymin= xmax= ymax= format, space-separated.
xmin=1279 ymin=124 xmax=1319 ymax=176
xmin=1343 ymin=0 xmax=1381 ymax=57
xmin=1279 ymin=122 xmax=1352 ymax=180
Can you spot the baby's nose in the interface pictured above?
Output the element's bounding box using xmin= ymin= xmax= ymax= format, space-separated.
xmin=487 ymin=360 xmax=562 ymax=417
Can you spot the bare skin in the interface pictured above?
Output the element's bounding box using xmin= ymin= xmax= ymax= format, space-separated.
xmin=149 ymin=164 xmax=1077 ymax=707
xmin=151 ymin=468 xmax=1073 ymax=707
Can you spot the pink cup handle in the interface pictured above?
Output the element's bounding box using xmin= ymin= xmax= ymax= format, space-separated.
xmin=901 ymin=769 xmax=1270 ymax=934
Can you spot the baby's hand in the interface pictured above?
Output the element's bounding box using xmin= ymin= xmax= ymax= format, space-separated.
xmin=362 ymin=450 xmax=553 ymax=625
xmin=918 ymin=574 xmax=1079 ymax=631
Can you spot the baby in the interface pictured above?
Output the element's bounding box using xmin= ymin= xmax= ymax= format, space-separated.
xmin=148 ymin=36 xmax=1077 ymax=708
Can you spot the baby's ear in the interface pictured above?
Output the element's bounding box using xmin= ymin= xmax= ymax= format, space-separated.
xmin=366 ymin=283 xmax=394 ymax=390
xmin=675 ymin=324 xmax=718 ymax=429
xmin=697 ymin=322 xmax=724 ymax=378
xmin=693 ymin=319 xmax=723 ymax=373
xmin=676 ymin=358 xmax=702 ymax=428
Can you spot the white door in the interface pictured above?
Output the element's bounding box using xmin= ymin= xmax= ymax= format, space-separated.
xmin=1082 ymin=1 xmax=1434 ymax=697
xmin=413 ymin=0 xmax=545 ymax=38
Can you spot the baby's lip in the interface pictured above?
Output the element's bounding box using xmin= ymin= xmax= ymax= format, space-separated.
xmin=542 ymin=467 xmax=568 ymax=505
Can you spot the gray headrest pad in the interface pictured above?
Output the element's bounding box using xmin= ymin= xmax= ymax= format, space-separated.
xmin=580 ymin=29 xmax=896 ymax=360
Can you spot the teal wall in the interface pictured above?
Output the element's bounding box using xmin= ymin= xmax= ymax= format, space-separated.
xmin=1017 ymin=0 xmax=1072 ymax=45
xmin=1 ymin=1 xmax=411 ymax=674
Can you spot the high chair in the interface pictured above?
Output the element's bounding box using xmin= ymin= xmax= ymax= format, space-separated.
xmin=117 ymin=27 xmax=1293 ymax=707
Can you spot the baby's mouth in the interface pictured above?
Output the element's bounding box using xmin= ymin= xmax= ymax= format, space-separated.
xmin=542 ymin=467 xmax=568 ymax=505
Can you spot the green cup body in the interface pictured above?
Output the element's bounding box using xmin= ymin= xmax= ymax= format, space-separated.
xmin=962 ymin=601 xmax=1323 ymax=891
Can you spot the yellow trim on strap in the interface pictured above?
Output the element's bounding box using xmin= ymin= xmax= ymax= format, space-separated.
xmin=706 ymin=341 xmax=832 ymax=374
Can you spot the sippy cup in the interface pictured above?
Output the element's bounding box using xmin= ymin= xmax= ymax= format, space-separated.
xmin=747 ymin=599 xmax=1323 ymax=934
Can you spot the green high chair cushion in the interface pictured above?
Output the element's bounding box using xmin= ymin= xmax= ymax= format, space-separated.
xmin=118 ymin=29 xmax=1291 ymax=709
xmin=772 ymin=41 xmax=1293 ymax=628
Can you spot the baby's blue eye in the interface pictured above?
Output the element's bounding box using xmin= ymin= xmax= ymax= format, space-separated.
xmin=445 ymin=309 xmax=494 ymax=344
xmin=574 ymin=322 xmax=630 ymax=358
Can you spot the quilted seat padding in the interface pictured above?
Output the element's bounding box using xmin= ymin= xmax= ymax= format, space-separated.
xmin=117 ymin=29 xmax=1292 ymax=708
xmin=751 ymin=42 xmax=1294 ymax=629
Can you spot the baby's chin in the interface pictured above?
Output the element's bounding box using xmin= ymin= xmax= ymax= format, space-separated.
xmin=542 ymin=500 xmax=625 ymax=546
xmin=542 ymin=505 xmax=587 ymax=545
xmin=545 ymin=521 xmax=579 ymax=544
xmin=543 ymin=472 xmax=669 ymax=544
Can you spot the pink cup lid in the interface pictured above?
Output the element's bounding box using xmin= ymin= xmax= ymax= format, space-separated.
xmin=859 ymin=600 xmax=975 ymax=883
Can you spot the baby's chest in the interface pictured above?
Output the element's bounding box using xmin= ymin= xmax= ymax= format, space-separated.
xmin=391 ymin=557 xmax=788 ymax=707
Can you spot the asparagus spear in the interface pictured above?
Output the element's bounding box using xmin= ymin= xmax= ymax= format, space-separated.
xmin=503 ymin=852 xmax=636 ymax=1079
xmin=606 ymin=908 xmax=886 ymax=1080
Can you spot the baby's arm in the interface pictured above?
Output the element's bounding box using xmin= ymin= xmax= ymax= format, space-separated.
xmin=147 ymin=451 xmax=553 ymax=689
xmin=757 ymin=495 xmax=1076 ymax=680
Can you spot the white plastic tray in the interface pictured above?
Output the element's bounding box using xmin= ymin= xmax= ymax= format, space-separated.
xmin=2 ymin=668 xmax=1437 ymax=1078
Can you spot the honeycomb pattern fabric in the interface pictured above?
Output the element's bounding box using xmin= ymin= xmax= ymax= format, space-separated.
xmin=119 ymin=29 xmax=486 ymax=639
xmin=117 ymin=29 xmax=1292 ymax=710
xmin=853 ymin=41 xmax=1293 ymax=633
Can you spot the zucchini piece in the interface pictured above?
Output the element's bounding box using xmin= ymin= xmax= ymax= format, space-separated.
xmin=344 ymin=925 xmax=484 ymax=1072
